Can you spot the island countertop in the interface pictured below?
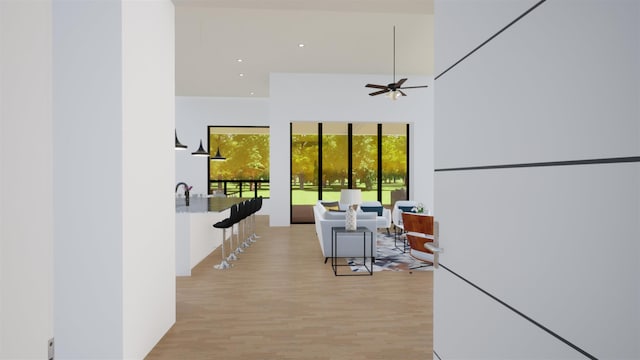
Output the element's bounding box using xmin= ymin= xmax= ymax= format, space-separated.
xmin=175 ymin=196 xmax=250 ymax=213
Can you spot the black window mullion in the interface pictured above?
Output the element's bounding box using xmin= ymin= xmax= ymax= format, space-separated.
xmin=405 ymin=123 xmax=410 ymax=200
xmin=318 ymin=123 xmax=323 ymax=200
xmin=347 ymin=123 xmax=353 ymax=188
xmin=377 ymin=123 xmax=383 ymax=202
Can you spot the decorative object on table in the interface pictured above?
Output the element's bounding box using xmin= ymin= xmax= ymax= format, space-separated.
xmin=340 ymin=189 xmax=362 ymax=231
xmin=412 ymin=203 xmax=425 ymax=213
xmin=345 ymin=204 xmax=358 ymax=231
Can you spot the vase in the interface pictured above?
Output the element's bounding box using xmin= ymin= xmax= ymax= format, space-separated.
xmin=345 ymin=204 xmax=357 ymax=231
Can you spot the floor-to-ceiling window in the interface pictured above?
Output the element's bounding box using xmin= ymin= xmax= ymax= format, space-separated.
xmin=382 ymin=123 xmax=409 ymax=205
xmin=290 ymin=122 xmax=409 ymax=223
xmin=208 ymin=126 xmax=270 ymax=198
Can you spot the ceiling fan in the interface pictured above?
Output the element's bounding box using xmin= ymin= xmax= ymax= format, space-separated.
xmin=365 ymin=26 xmax=429 ymax=100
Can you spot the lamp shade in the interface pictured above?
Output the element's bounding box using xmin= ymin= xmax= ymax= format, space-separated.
xmin=210 ymin=146 xmax=226 ymax=161
xmin=191 ymin=139 xmax=209 ymax=157
xmin=340 ymin=189 xmax=362 ymax=206
xmin=175 ymin=130 xmax=187 ymax=150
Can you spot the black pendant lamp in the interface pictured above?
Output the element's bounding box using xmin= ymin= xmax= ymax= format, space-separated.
xmin=175 ymin=130 xmax=187 ymax=150
xmin=210 ymin=146 xmax=226 ymax=161
xmin=191 ymin=139 xmax=209 ymax=157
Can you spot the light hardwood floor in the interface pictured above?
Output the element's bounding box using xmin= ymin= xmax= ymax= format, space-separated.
xmin=146 ymin=216 xmax=433 ymax=360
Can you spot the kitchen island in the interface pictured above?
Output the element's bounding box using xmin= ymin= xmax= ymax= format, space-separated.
xmin=176 ymin=196 xmax=248 ymax=276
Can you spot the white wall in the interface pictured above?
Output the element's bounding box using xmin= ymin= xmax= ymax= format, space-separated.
xmin=269 ymin=73 xmax=433 ymax=226
xmin=434 ymin=0 xmax=640 ymax=358
xmin=53 ymin=0 xmax=176 ymax=358
xmin=121 ymin=1 xmax=176 ymax=358
xmin=53 ymin=1 xmax=124 ymax=356
xmin=176 ymin=72 xmax=434 ymax=227
xmin=0 ymin=1 xmax=54 ymax=358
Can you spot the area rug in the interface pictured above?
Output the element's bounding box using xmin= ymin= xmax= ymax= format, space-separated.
xmin=347 ymin=231 xmax=433 ymax=272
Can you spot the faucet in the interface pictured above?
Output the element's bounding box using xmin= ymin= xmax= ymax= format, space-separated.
xmin=176 ymin=182 xmax=190 ymax=206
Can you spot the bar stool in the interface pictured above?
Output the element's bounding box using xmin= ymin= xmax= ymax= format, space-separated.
xmin=213 ymin=204 xmax=238 ymax=270
xmin=249 ymin=196 xmax=262 ymax=242
xmin=239 ymin=200 xmax=253 ymax=249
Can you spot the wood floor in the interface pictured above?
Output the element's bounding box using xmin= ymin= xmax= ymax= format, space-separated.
xmin=146 ymin=216 xmax=433 ymax=360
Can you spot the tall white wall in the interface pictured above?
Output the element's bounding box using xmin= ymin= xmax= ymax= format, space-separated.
xmin=53 ymin=0 xmax=175 ymax=358
xmin=0 ymin=1 xmax=54 ymax=358
xmin=434 ymin=0 xmax=640 ymax=358
xmin=121 ymin=1 xmax=176 ymax=358
xmin=176 ymin=72 xmax=434 ymax=227
xmin=53 ymin=1 xmax=124 ymax=355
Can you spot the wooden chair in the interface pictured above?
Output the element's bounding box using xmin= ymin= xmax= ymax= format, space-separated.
xmin=401 ymin=212 xmax=443 ymax=269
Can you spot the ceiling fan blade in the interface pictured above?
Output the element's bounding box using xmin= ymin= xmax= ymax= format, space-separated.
xmin=399 ymin=90 xmax=407 ymax=97
xmin=365 ymin=84 xmax=388 ymax=90
xmin=395 ymin=78 xmax=407 ymax=87
xmin=398 ymin=85 xmax=429 ymax=89
xmin=369 ymin=89 xmax=390 ymax=96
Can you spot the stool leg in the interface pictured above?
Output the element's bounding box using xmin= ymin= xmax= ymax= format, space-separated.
xmin=249 ymin=213 xmax=258 ymax=242
xmin=235 ymin=222 xmax=245 ymax=253
xmin=238 ymin=218 xmax=249 ymax=248
xmin=227 ymin=224 xmax=237 ymax=261
xmin=214 ymin=228 xmax=230 ymax=269
xmin=242 ymin=218 xmax=251 ymax=248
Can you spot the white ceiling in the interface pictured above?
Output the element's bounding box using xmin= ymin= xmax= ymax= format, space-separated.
xmin=173 ymin=0 xmax=434 ymax=97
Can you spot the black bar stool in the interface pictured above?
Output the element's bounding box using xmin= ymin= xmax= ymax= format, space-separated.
xmin=249 ymin=196 xmax=262 ymax=242
xmin=213 ymin=204 xmax=238 ymax=270
xmin=239 ymin=199 xmax=253 ymax=249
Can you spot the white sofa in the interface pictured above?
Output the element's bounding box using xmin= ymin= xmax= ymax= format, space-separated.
xmin=360 ymin=201 xmax=392 ymax=233
xmin=313 ymin=201 xmax=377 ymax=262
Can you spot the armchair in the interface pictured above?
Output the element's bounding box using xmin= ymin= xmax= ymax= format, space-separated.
xmin=391 ymin=200 xmax=419 ymax=252
xmin=401 ymin=212 xmax=443 ymax=269
xmin=392 ymin=200 xmax=418 ymax=231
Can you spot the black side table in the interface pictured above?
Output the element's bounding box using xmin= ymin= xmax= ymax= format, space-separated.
xmin=331 ymin=226 xmax=374 ymax=276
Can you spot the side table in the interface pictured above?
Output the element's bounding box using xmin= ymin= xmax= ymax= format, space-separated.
xmin=331 ymin=226 xmax=374 ymax=276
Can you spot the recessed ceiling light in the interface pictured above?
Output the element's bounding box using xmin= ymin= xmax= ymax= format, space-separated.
xmin=239 ymin=73 xmax=244 ymax=77
xmin=250 ymin=92 xmax=254 ymax=96
xmin=237 ymin=58 xmax=243 ymax=63
xmin=298 ymin=43 xmax=305 ymax=48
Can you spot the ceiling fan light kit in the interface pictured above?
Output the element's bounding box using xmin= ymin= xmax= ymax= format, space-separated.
xmin=365 ymin=26 xmax=428 ymax=99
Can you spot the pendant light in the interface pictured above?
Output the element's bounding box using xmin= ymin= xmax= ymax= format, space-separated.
xmin=210 ymin=135 xmax=226 ymax=161
xmin=175 ymin=130 xmax=187 ymax=150
xmin=191 ymin=139 xmax=209 ymax=157
xmin=210 ymin=146 xmax=226 ymax=161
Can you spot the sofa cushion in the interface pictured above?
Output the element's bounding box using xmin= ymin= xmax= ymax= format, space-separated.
xmin=360 ymin=205 xmax=383 ymax=216
xmin=398 ymin=205 xmax=416 ymax=213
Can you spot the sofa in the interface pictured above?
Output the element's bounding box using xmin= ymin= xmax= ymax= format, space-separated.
xmin=313 ymin=201 xmax=377 ymax=262
xmin=359 ymin=201 xmax=392 ymax=233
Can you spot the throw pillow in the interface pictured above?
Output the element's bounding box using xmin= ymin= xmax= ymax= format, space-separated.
xmin=398 ymin=205 xmax=416 ymax=213
xmin=321 ymin=201 xmax=340 ymax=211
xmin=360 ymin=205 xmax=383 ymax=216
